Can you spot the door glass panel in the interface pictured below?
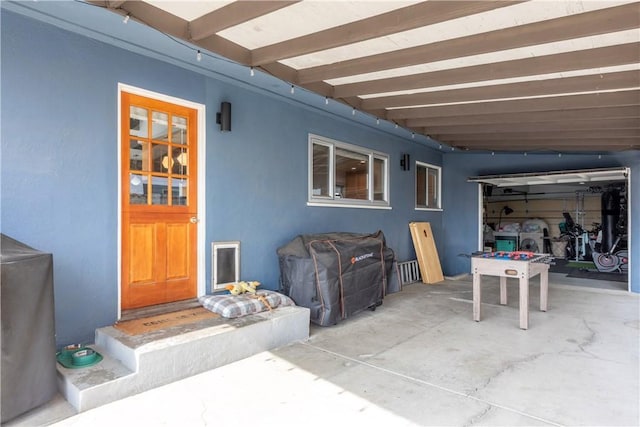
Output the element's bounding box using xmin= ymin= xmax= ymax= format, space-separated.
xmin=126 ymin=97 xmax=193 ymax=208
xmin=129 ymin=106 xmax=148 ymax=138
xmin=129 ymin=140 xmax=148 ymax=171
xmin=172 ymin=148 xmax=188 ymax=175
xmin=172 ymin=116 xmax=187 ymax=144
xmin=152 ymin=111 xmax=169 ymax=141
xmin=151 ymin=176 xmax=169 ymax=205
xmin=130 ymin=173 xmax=147 ymax=204
xmin=173 ymin=178 xmax=188 ymax=206
xmin=171 ymin=147 xmax=188 ymax=175
xmin=152 ymin=144 xmax=170 ymax=173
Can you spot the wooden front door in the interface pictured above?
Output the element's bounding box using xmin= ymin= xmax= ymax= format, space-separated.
xmin=121 ymin=92 xmax=198 ymax=310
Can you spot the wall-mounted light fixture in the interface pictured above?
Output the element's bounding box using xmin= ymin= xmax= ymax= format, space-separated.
xmin=400 ymin=153 xmax=410 ymax=171
xmin=216 ymin=102 xmax=231 ymax=132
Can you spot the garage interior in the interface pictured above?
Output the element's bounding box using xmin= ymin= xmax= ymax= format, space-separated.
xmin=471 ymin=168 xmax=630 ymax=291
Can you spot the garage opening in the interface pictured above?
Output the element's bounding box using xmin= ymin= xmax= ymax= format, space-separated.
xmin=468 ymin=167 xmax=631 ymax=292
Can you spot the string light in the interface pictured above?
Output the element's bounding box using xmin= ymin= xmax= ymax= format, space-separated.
xmin=558 ymin=153 xmax=562 ymax=157
xmin=376 ymin=118 xmax=380 ymax=125
xmin=598 ymin=154 xmax=602 ymax=159
xmin=438 ymin=144 xmax=442 ymax=149
xmin=325 ymin=97 xmax=329 ymax=105
xmin=290 ymin=85 xmax=295 ymax=94
xmin=395 ymin=123 xmax=398 ymax=129
xmin=250 ymin=67 xmax=254 ymax=77
xmin=123 ymin=14 xmax=130 ymax=24
xmin=196 ymin=50 xmax=202 ymax=62
xmin=491 ymin=151 xmax=495 ymax=155
xmin=352 ymin=108 xmax=356 ymax=116
xmin=524 ymin=152 xmax=527 ymax=156
xmin=411 ymin=132 xmax=415 ymax=139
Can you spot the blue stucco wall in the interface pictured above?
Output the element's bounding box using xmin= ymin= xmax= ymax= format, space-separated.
xmin=442 ymin=152 xmax=640 ymax=292
xmin=2 ymin=9 xmax=637 ymax=347
xmin=1 ymin=11 xmax=442 ymax=346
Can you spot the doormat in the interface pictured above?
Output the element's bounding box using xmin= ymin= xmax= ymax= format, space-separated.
xmin=114 ymin=307 xmax=220 ymax=336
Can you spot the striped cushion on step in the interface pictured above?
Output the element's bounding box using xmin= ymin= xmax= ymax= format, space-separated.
xmin=199 ymin=290 xmax=295 ymax=318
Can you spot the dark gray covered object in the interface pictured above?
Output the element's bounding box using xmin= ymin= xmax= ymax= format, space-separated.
xmin=1 ymin=234 xmax=57 ymax=423
xmin=278 ymin=231 xmax=401 ymax=326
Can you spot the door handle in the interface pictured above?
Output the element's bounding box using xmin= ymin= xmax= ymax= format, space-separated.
xmin=190 ymin=217 xmax=199 ymax=223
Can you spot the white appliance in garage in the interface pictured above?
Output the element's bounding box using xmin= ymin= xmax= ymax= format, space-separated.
xmin=519 ymin=232 xmax=545 ymax=253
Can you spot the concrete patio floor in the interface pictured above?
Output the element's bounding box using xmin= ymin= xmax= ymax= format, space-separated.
xmin=7 ymin=277 xmax=639 ymax=427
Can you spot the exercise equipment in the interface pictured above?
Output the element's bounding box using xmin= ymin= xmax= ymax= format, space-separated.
xmin=589 ymin=186 xmax=628 ymax=273
xmin=600 ymin=188 xmax=620 ymax=253
xmin=592 ymin=235 xmax=629 ymax=273
xmin=560 ymin=212 xmax=591 ymax=262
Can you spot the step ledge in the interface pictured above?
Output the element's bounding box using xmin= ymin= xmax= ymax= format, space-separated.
xmin=58 ymin=305 xmax=310 ymax=412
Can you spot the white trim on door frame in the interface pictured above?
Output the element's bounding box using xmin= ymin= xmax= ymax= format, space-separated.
xmin=117 ymin=83 xmax=207 ymax=318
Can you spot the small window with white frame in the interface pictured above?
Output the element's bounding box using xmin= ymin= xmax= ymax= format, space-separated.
xmin=416 ymin=161 xmax=441 ymax=210
xmin=308 ymin=134 xmax=389 ymax=208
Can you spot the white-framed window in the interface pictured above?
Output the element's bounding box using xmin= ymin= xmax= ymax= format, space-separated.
xmin=308 ymin=134 xmax=390 ymax=209
xmin=416 ymin=161 xmax=442 ymax=210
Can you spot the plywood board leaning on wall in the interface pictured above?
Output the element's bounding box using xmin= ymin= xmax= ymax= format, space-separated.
xmin=409 ymin=222 xmax=444 ymax=284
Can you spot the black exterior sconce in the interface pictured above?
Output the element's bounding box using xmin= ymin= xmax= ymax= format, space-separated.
xmin=216 ymin=102 xmax=231 ymax=132
xmin=400 ymin=153 xmax=410 ymax=171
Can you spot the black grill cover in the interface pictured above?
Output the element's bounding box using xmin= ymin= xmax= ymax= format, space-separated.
xmin=1 ymin=234 xmax=57 ymax=423
xmin=278 ymin=231 xmax=401 ymax=326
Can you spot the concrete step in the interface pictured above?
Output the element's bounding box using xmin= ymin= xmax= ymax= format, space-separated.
xmin=57 ymin=305 xmax=310 ymax=412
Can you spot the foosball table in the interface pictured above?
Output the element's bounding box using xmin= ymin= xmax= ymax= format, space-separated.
xmin=471 ymin=251 xmax=553 ymax=329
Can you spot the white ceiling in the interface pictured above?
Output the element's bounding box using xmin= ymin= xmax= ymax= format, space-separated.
xmin=85 ymin=1 xmax=640 ymax=152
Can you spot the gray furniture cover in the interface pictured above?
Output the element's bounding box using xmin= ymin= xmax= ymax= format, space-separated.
xmin=1 ymin=234 xmax=57 ymax=423
xmin=277 ymin=231 xmax=401 ymax=326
